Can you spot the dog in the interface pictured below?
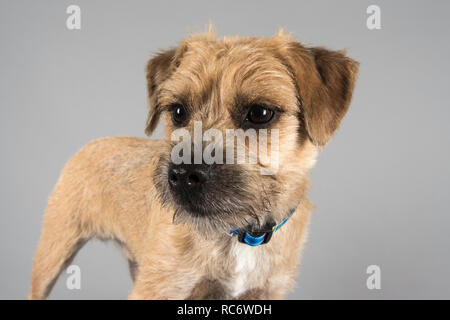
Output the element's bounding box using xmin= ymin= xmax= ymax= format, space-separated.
xmin=29 ymin=28 xmax=358 ymax=299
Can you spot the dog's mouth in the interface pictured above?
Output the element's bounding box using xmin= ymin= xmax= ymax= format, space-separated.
xmin=168 ymin=163 xmax=243 ymax=214
xmin=153 ymin=158 xmax=273 ymax=234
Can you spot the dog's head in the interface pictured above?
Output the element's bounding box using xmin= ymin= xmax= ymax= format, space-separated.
xmin=146 ymin=29 xmax=358 ymax=236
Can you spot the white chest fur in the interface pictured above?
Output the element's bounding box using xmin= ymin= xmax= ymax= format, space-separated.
xmin=227 ymin=243 xmax=267 ymax=298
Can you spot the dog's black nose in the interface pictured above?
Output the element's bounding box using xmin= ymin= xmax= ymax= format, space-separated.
xmin=168 ymin=163 xmax=210 ymax=189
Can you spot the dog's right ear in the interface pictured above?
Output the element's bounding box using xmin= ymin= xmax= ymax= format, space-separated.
xmin=145 ymin=48 xmax=177 ymax=135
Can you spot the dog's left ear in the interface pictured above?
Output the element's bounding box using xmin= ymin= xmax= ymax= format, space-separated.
xmin=145 ymin=48 xmax=176 ymax=135
xmin=284 ymin=43 xmax=359 ymax=146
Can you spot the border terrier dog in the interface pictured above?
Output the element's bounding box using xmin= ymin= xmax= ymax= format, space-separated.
xmin=29 ymin=28 xmax=358 ymax=300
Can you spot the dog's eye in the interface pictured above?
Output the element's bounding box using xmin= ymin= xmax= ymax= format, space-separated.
xmin=245 ymin=105 xmax=275 ymax=125
xmin=170 ymin=104 xmax=188 ymax=126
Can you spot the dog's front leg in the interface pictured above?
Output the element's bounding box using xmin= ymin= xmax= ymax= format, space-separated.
xmin=128 ymin=264 xmax=201 ymax=300
xmin=185 ymin=279 xmax=228 ymax=300
xmin=130 ymin=278 xmax=229 ymax=300
xmin=235 ymin=288 xmax=268 ymax=300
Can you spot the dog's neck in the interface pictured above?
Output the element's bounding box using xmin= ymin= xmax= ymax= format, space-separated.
xmin=227 ymin=207 xmax=297 ymax=246
xmin=226 ymin=177 xmax=309 ymax=247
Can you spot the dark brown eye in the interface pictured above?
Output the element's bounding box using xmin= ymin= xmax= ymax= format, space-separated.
xmin=171 ymin=104 xmax=188 ymax=126
xmin=245 ymin=105 xmax=275 ymax=125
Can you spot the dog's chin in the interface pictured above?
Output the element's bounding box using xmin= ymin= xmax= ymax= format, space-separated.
xmin=172 ymin=207 xmax=230 ymax=238
xmin=171 ymin=203 xmax=258 ymax=239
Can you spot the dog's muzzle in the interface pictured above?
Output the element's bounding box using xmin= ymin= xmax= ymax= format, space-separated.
xmin=168 ymin=163 xmax=210 ymax=190
xmin=167 ymin=162 xmax=216 ymax=216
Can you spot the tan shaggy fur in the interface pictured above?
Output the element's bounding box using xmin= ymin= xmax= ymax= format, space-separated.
xmin=29 ymin=28 xmax=358 ymax=300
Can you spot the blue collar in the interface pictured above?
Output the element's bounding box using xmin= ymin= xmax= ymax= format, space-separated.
xmin=228 ymin=208 xmax=297 ymax=246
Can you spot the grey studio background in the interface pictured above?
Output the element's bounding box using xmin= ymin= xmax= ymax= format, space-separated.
xmin=1 ymin=0 xmax=449 ymax=299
